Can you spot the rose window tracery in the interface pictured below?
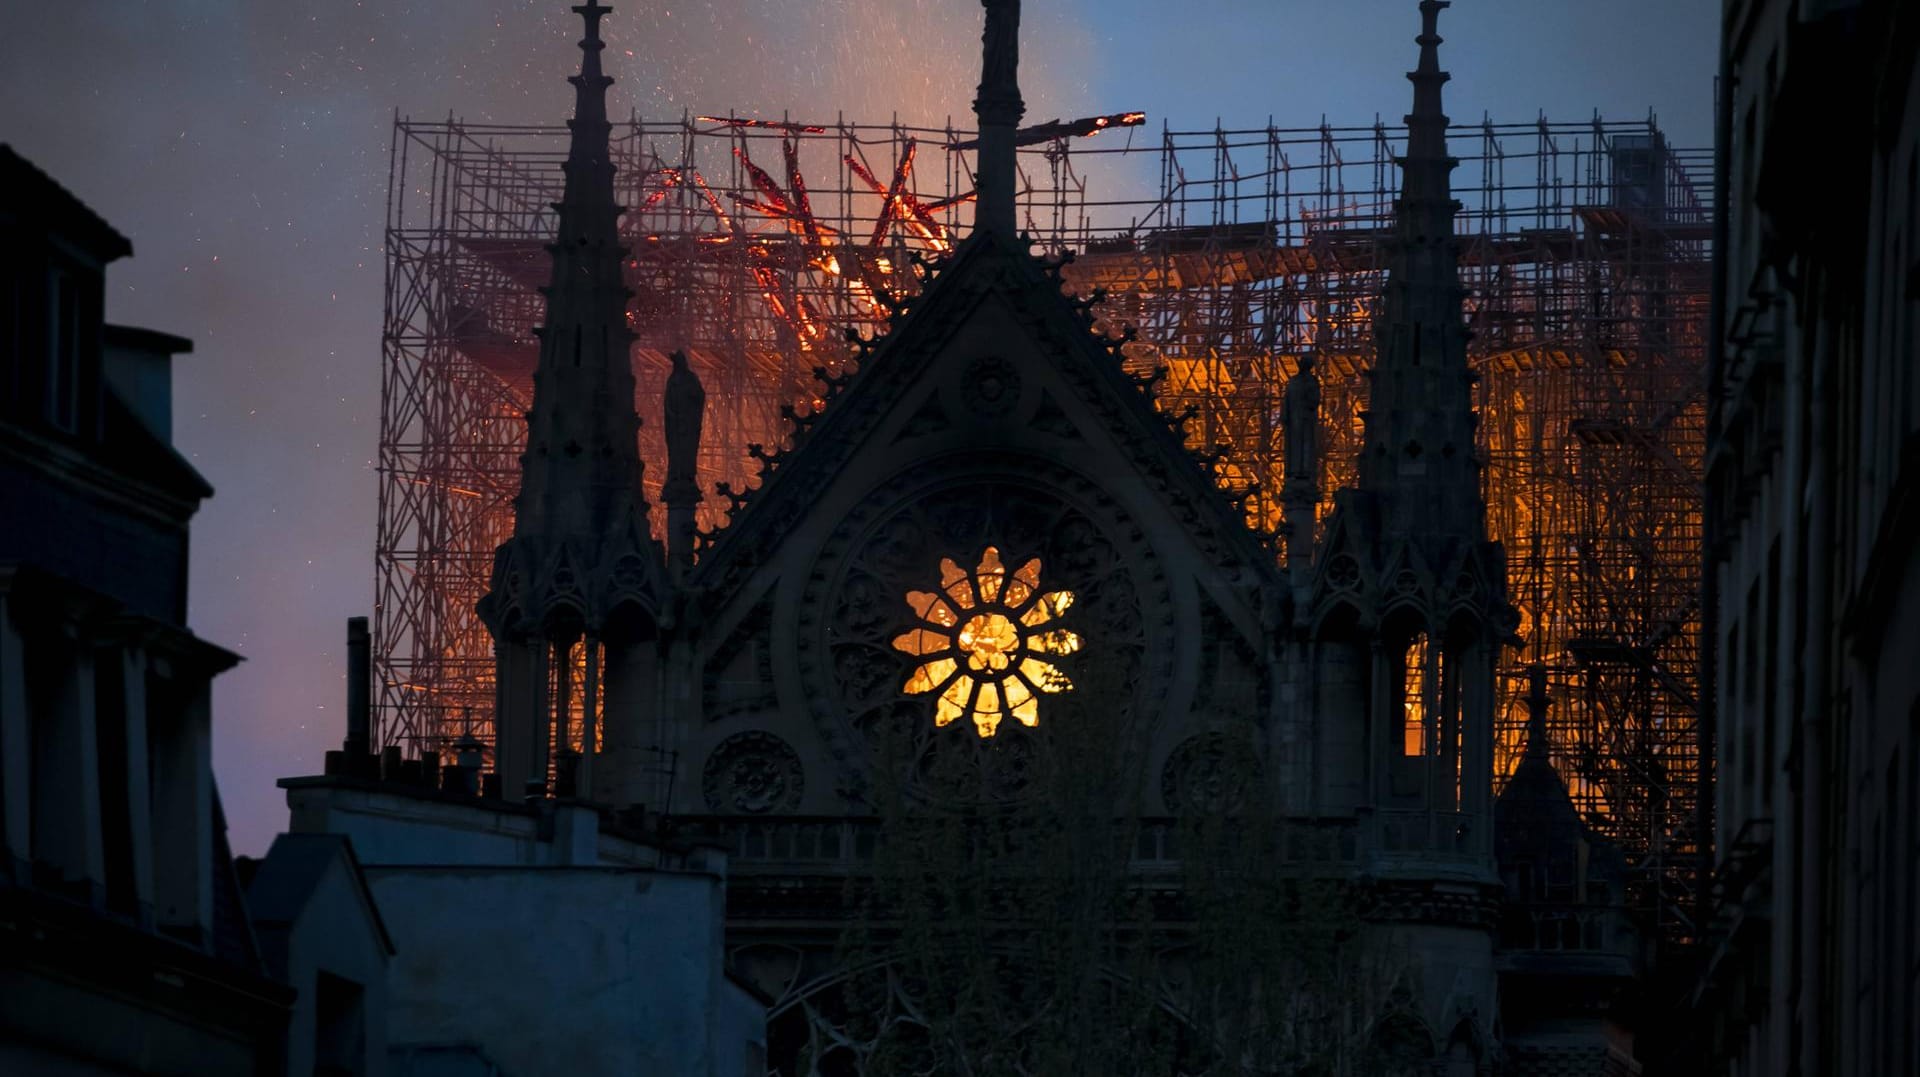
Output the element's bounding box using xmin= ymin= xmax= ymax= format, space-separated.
xmin=892 ymin=547 xmax=1080 ymax=738
xmin=799 ymin=461 xmax=1173 ymax=803
xmin=701 ymin=731 xmax=804 ymax=814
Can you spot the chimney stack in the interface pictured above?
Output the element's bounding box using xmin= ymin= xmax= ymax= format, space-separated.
xmin=346 ymin=616 xmax=372 ymax=759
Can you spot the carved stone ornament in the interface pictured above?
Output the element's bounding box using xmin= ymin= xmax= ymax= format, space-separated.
xmin=1161 ymin=730 xmax=1262 ymax=814
xmin=702 ymin=731 xmax=804 ymax=814
xmin=611 ymin=555 xmax=648 ymax=592
xmin=551 ymin=556 xmax=580 ymax=595
xmin=961 ymin=354 xmax=1021 ymax=416
xmin=1327 ymin=554 xmax=1362 ymax=591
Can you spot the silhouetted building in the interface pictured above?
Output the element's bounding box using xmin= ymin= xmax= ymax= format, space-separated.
xmin=0 ymin=144 xmax=292 ymax=1074
xmin=1697 ymin=0 xmax=1920 ymax=1074
xmin=275 ymin=767 xmax=764 ymax=1076
xmin=239 ymin=0 xmax=1689 ymax=1071
xmin=244 ymin=833 xmax=395 ymax=1076
xmin=274 ymin=6 xmax=768 ymax=1074
xmin=1495 ymin=669 xmax=1641 ymax=1075
xmin=429 ymin=1 xmax=1649 ymax=1072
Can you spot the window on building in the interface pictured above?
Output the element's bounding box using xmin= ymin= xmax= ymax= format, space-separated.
xmin=2 ymin=263 xmax=20 ymax=411
xmin=894 ymin=547 xmax=1079 ymax=739
xmin=1400 ymin=632 xmax=1429 ymax=756
xmin=146 ymin=680 xmax=206 ymax=940
xmin=94 ymin=654 xmax=137 ymax=917
xmin=26 ymin=636 xmax=92 ymax=899
xmin=47 ymin=268 xmax=80 ymax=432
xmin=314 ymin=970 xmax=367 ymax=1077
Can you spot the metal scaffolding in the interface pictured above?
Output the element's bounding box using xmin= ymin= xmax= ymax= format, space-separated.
xmin=376 ymin=111 xmax=1709 ymax=935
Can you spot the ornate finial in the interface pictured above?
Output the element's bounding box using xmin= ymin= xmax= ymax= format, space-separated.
xmin=973 ymin=0 xmax=1024 ymax=237
xmin=1403 ymin=0 xmax=1455 ymax=204
xmin=568 ymin=2 xmax=614 ymax=131
xmin=1417 ymin=0 xmax=1448 ymax=65
xmin=575 ymin=1 xmax=611 ymax=54
xmin=1523 ymin=663 xmax=1551 ymax=763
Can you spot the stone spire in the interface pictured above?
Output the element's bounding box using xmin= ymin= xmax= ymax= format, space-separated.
xmin=973 ymin=0 xmax=1025 ymax=237
xmin=1357 ymin=0 xmax=1482 ymax=540
xmin=478 ymin=2 xmax=663 ymax=800
xmin=511 ymin=0 xmax=643 ymax=545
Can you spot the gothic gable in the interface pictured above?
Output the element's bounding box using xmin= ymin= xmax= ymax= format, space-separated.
xmin=678 ymin=232 xmax=1288 ymax=815
xmin=694 ymin=234 xmax=1278 ymax=598
xmin=1306 ymin=489 xmax=1508 ymax=643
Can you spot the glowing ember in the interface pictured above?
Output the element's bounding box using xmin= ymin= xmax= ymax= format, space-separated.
xmin=846 ymin=144 xmax=966 ymax=252
xmin=948 ymin=109 xmax=1148 ymax=150
xmin=696 ymin=116 xmax=829 ymax=135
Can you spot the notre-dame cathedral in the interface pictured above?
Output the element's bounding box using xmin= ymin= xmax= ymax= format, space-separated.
xmin=467 ymin=1 xmax=1641 ymax=1073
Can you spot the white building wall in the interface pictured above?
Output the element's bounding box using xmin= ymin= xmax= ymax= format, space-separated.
xmin=270 ymin=857 xmax=392 ymax=1077
xmin=369 ymin=867 xmax=755 ymax=1077
xmin=282 ymin=782 xmax=765 ymax=1077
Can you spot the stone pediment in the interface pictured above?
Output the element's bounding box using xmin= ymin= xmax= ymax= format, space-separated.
xmin=692 ymin=231 xmax=1281 ymax=606
xmin=673 ymin=230 xmax=1290 ymax=816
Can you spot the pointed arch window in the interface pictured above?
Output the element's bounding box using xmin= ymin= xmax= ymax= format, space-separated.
xmin=1400 ymin=632 xmax=1430 ymax=756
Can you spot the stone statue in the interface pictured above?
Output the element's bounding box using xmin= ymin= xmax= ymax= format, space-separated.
xmin=663 ymin=349 xmax=705 ymax=503
xmin=1283 ymin=353 xmax=1321 ymax=487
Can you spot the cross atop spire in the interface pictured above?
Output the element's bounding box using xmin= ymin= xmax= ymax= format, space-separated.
xmin=972 ymin=0 xmax=1025 ymax=237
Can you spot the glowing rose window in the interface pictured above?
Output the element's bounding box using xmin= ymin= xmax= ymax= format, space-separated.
xmin=892 ymin=547 xmax=1080 ymax=737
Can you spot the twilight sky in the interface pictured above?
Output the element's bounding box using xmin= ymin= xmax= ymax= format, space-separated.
xmin=0 ymin=0 xmax=1718 ymax=854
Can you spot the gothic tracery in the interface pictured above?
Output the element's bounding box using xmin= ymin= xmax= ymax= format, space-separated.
xmin=893 ymin=546 xmax=1079 ymax=738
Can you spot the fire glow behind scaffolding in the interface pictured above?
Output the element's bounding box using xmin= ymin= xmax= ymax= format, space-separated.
xmin=376 ymin=113 xmax=1709 ymax=933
